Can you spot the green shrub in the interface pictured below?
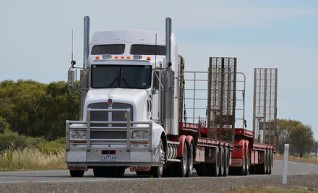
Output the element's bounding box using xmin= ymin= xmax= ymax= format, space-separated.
xmin=25 ymin=137 xmax=46 ymax=147
xmin=0 ymin=117 xmax=10 ymax=133
xmin=36 ymin=139 xmax=65 ymax=155
xmin=0 ymin=132 xmax=66 ymax=171
xmin=0 ymin=131 xmax=29 ymax=150
xmin=0 ymin=131 xmax=64 ymax=153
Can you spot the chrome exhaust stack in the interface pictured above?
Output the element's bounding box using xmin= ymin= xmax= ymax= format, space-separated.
xmin=79 ymin=16 xmax=90 ymax=119
xmin=162 ymin=17 xmax=178 ymax=135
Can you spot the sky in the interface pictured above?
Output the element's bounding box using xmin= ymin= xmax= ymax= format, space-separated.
xmin=1 ymin=0 xmax=318 ymax=140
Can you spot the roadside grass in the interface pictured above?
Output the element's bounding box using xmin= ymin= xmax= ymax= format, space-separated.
xmin=228 ymin=185 xmax=314 ymax=193
xmin=0 ymin=131 xmax=67 ymax=171
xmin=0 ymin=148 xmax=66 ymax=171
xmin=275 ymin=154 xmax=318 ymax=165
xmin=0 ymin=149 xmax=316 ymax=171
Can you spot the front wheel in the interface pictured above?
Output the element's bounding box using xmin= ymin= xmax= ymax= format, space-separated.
xmin=151 ymin=139 xmax=165 ymax=177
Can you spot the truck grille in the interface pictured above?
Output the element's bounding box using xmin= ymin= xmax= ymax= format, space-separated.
xmin=87 ymin=102 xmax=133 ymax=122
xmin=87 ymin=102 xmax=133 ymax=140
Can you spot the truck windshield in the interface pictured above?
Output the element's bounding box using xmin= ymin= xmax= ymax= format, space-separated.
xmin=91 ymin=65 xmax=152 ymax=89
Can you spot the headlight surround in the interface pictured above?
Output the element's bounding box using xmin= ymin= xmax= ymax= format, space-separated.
xmin=70 ymin=130 xmax=87 ymax=140
xmin=132 ymin=131 xmax=150 ymax=140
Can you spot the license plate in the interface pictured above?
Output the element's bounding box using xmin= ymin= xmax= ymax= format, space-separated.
xmin=101 ymin=154 xmax=116 ymax=161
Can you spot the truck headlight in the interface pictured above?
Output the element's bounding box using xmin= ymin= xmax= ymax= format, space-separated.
xmin=70 ymin=130 xmax=87 ymax=140
xmin=132 ymin=131 xmax=149 ymax=140
xmin=142 ymin=131 xmax=149 ymax=139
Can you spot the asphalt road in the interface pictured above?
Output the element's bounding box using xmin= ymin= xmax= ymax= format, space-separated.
xmin=0 ymin=160 xmax=317 ymax=184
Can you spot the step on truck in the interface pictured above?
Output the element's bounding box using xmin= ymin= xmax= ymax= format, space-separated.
xmin=65 ymin=16 xmax=268 ymax=178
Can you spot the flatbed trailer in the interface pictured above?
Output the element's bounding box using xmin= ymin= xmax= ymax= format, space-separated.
xmin=229 ymin=68 xmax=278 ymax=175
xmin=175 ymin=57 xmax=237 ymax=177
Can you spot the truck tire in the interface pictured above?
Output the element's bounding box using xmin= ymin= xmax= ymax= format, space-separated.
xmin=265 ymin=150 xmax=269 ymax=174
xmin=268 ymin=150 xmax=272 ymax=174
xmin=266 ymin=150 xmax=271 ymax=174
xmin=185 ymin=142 xmax=194 ymax=177
xmin=241 ymin=157 xmax=246 ymax=175
xmin=243 ymin=146 xmax=249 ymax=175
xmin=211 ymin=147 xmax=219 ymax=176
xmin=176 ymin=141 xmax=188 ymax=177
xmin=241 ymin=146 xmax=247 ymax=175
xmin=219 ymin=147 xmax=224 ymax=176
xmin=223 ymin=147 xmax=229 ymax=176
xmin=151 ymin=139 xmax=165 ymax=177
xmin=70 ymin=170 xmax=84 ymax=177
xmin=258 ymin=150 xmax=267 ymax=174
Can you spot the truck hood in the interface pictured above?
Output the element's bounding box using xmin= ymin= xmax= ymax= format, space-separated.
xmin=83 ymin=88 xmax=149 ymax=122
xmin=85 ymin=88 xmax=148 ymax=105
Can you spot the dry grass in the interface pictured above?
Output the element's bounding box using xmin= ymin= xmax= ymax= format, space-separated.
xmin=0 ymin=148 xmax=66 ymax=171
xmin=275 ymin=154 xmax=318 ymax=165
xmin=228 ymin=185 xmax=313 ymax=193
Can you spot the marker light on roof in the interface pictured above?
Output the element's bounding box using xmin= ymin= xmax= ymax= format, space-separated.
xmin=121 ymin=56 xmax=125 ymax=59
xmin=114 ymin=56 xmax=119 ymax=59
xmin=95 ymin=56 xmax=100 ymax=60
xmin=146 ymin=56 xmax=151 ymax=60
xmin=126 ymin=56 xmax=131 ymax=59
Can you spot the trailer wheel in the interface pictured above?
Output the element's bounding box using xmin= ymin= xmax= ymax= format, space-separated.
xmin=259 ymin=150 xmax=267 ymax=174
xmin=223 ymin=147 xmax=229 ymax=176
xmin=211 ymin=147 xmax=219 ymax=176
xmin=265 ymin=150 xmax=271 ymax=174
xmin=268 ymin=150 xmax=272 ymax=174
xmin=265 ymin=150 xmax=269 ymax=174
xmin=70 ymin=170 xmax=84 ymax=177
xmin=186 ymin=142 xmax=194 ymax=177
xmin=151 ymin=139 xmax=165 ymax=177
xmin=244 ymin=146 xmax=249 ymax=175
xmin=219 ymin=147 xmax=224 ymax=176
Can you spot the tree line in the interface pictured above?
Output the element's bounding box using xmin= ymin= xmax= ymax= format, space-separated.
xmin=276 ymin=119 xmax=315 ymax=158
xmin=0 ymin=80 xmax=79 ymax=140
xmin=0 ymin=80 xmax=316 ymax=157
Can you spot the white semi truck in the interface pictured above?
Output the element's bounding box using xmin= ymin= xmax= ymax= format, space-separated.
xmin=66 ymin=16 xmax=238 ymax=177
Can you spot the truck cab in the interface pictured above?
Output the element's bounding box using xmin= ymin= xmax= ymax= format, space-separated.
xmin=66 ymin=27 xmax=181 ymax=177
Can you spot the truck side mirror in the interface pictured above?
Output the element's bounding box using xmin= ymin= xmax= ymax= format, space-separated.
xmin=68 ymin=67 xmax=76 ymax=89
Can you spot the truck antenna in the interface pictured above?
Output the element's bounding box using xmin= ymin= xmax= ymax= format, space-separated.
xmin=71 ymin=29 xmax=76 ymax=67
